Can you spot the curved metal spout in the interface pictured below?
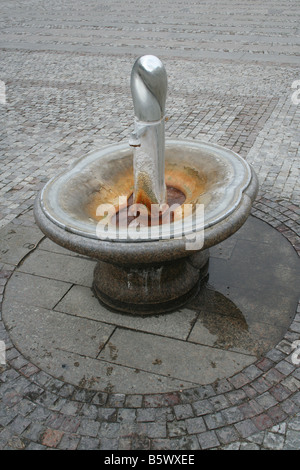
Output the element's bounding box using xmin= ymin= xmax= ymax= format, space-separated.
xmin=131 ymin=55 xmax=167 ymax=122
xmin=130 ymin=55 xmax=168 ymax=208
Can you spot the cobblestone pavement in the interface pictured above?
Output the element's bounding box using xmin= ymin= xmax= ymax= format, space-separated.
xmin=0 ymin=0 xmax=300 ymax=450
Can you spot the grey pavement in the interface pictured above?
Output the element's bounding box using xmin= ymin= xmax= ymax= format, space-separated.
xmin=0 ymin=0 xmax=300 ymax=450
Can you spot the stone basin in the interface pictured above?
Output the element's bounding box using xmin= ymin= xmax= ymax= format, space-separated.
xmin=34 ymin=139 xmax=258 ymax=314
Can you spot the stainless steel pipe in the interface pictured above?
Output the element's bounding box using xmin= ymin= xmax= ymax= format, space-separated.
xmin=129 ymin=55 xmax=168 ymax=207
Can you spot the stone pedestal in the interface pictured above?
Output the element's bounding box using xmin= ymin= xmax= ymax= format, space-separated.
xmin=93 ymin=250 xmax=209 ymax=315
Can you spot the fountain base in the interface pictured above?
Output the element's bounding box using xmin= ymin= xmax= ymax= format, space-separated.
xmin=93 ymin=250 xmax=209 ymax=315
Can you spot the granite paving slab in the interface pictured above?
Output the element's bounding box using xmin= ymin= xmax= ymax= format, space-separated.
xmin=209 ymin=284 xmax=299 ymax=329
xmin=18 ymin=250 xmax=96 ymax=287
xmin=55 ymin=285 xmax=198 ymax=341
xmin=3 ymin=301 xmax=115 ymax=359
xmin=188 ymin=311 xmax=286 ymax=357
xmin=2 ymin=302 xmax=198 ymax=394
xmin=97 ymin=328 xmax=256 ymax=386
xmin=4 ymin=272 xmax=72 ymax=310
xmin=40 ymin=349 xmax=198 ymax=394
xmin=0 ymin=225 xmax=44 ymax=266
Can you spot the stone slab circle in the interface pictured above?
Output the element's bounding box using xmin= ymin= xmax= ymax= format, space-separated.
xmin=1 ymin=209 xmax=299 ymax=396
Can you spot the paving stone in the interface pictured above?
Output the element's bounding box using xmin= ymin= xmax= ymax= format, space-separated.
xmin=240 ymin=442 xmax=260 ymax=450
xmin=221 ymin=406 xmax=245 ymax=425
xmin=60 ymin=416 xmax=81 ymax=434
xmin=238 ymin=399 xmax=263 ymax=419
xmin=73 ymin=389 xmax=96 ymax=403
xmin=226 ymin=389 xmax=247 ymax=405
xmin=270 ymin=422 xmax=287 ymax=435
xmin=212 ymin=379 xmax=233 ymax=395
xmin=4 ymin=272 xmax=72 ymax=310
xmin=269 ymin=384 xmax=292 ymax=402
xmin=136 ymin=409 xmax=156 ymax=423
xmin=252 ymin=413 xmax=274 ymax=431
xmin=91 ymin=392 xmax=108 ymax=406
xmin=229 ymin=373 xmax=250 ymax=389
xmin=106 ymin=394 xmax=126 ymax=408
xmin=18 ymin=250 xmax=96 ymax=287
xmin=275 ymin=360 xmax=295 ymax=376
xmin=167 ymin=420 xmax=187 ymax=437
xmin=173 ymin=404 xmax=194 ymax=420
xmin=287 ymin=415 xmax=300 ymax=431
xmin=131 ymin=434 xmax=150 ymax=450
xmin=279 ymin=399 xmax=299 ymax=418
xmin=45 ymin=412 xmax=65 ymax=430
xmin=0 ymin=225 xmax=44 ymax=265
xmin=116 ymin=409 xmax=136 ymax=423
xmin=185 ymin=417 xmax=206 ymax=434
xmin=59 ymin=401 xmax=83 ymax=417
xmin=78 ymin=419 xmax=100 ymax=437
xmin=179 ymin=385 xmax=215 ymax=403
xmin=256 ymin=392 xmax=278 ymax=410
xmin=58 ymin=433 xmax=80 ymax=450
xmin=151 ymin=438 xmax=174 ymax=450
xmin=43 ymin=347 xmax=196 ymax=394
xmin=242 ymin=364 xmax=263 ymax=381
xmin=25 ymin=442 xmax=46 ymax=450
xmin=264 ymin=368 xmax=285 ymax=386
xmin=246 ymin=431 xmax=265 ymax=445
xmin=283 ymin=430 xmax=300 ymax=450
xmin=216 ymin=426 xmax=239 ymax=445
xmin=204 ymin=412 xmax=226 ymax=430
xmin=263 ymin=432 xmax=285 ymax=450
xmin=98 ymin=328 xmax=256 ymax=385
xmin=3 ymin=301 xmax=115 ymax=359
xmin=98 ymin=422 xmax=120 ymax=439
xmin=124 ymin=395 xmax=143 ymax=409
xmin=8 ymin=415 xmax=31 ymax=434
xmin=77 ymin=436 xmax=101 ymax=450
xmin=146 ymin=422 xmax=167 ymax=438
xmin=197 ymin=430 xmax=220 ymax=450
xmin=222 ymin=442 xmax=240 ymax=450
xmin=80 ymin=404 xmax=98 ymax=420
xmin=5 ymin=435 xmax=26 ymax=450
xmin=55 ymin=284 xmax=198 ymax=341
xmin=97 ymin=408 xmax=117 ymax=423
xmin=41 ymin=428 xmax=64 ymax=448
xmin=100 ymin=437 xmax=119 ymax=450
xmin=234 ymin=419 xmax=260 ymax=439
xmin=192 ymin=399 xmax=214 ymax=417
xmin=27 ymin=406 xmax=51 ymax=423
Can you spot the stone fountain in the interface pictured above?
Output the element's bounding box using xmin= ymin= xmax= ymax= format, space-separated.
xmin=34 ymin=55 xmax=258 ymax=315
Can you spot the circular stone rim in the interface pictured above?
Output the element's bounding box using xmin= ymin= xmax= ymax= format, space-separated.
xmin=38 ymin=139 xmax=254 ymax=242
xmin=34 ymin=168 xmax=258 ymax=265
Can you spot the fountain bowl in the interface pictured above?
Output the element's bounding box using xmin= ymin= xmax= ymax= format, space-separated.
xmin=34 ymin=138 xmax=258 ymax=315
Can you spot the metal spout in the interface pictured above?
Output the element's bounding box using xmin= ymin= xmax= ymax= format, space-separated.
xmin=130 ymin=55 xmax=168 ymax=208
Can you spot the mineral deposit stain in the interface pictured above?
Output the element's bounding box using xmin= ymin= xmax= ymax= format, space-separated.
xmin=108 ymin=343 xmax=118 ymax=360
xmin=152 ymin=358 xmax=162 ymax=365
